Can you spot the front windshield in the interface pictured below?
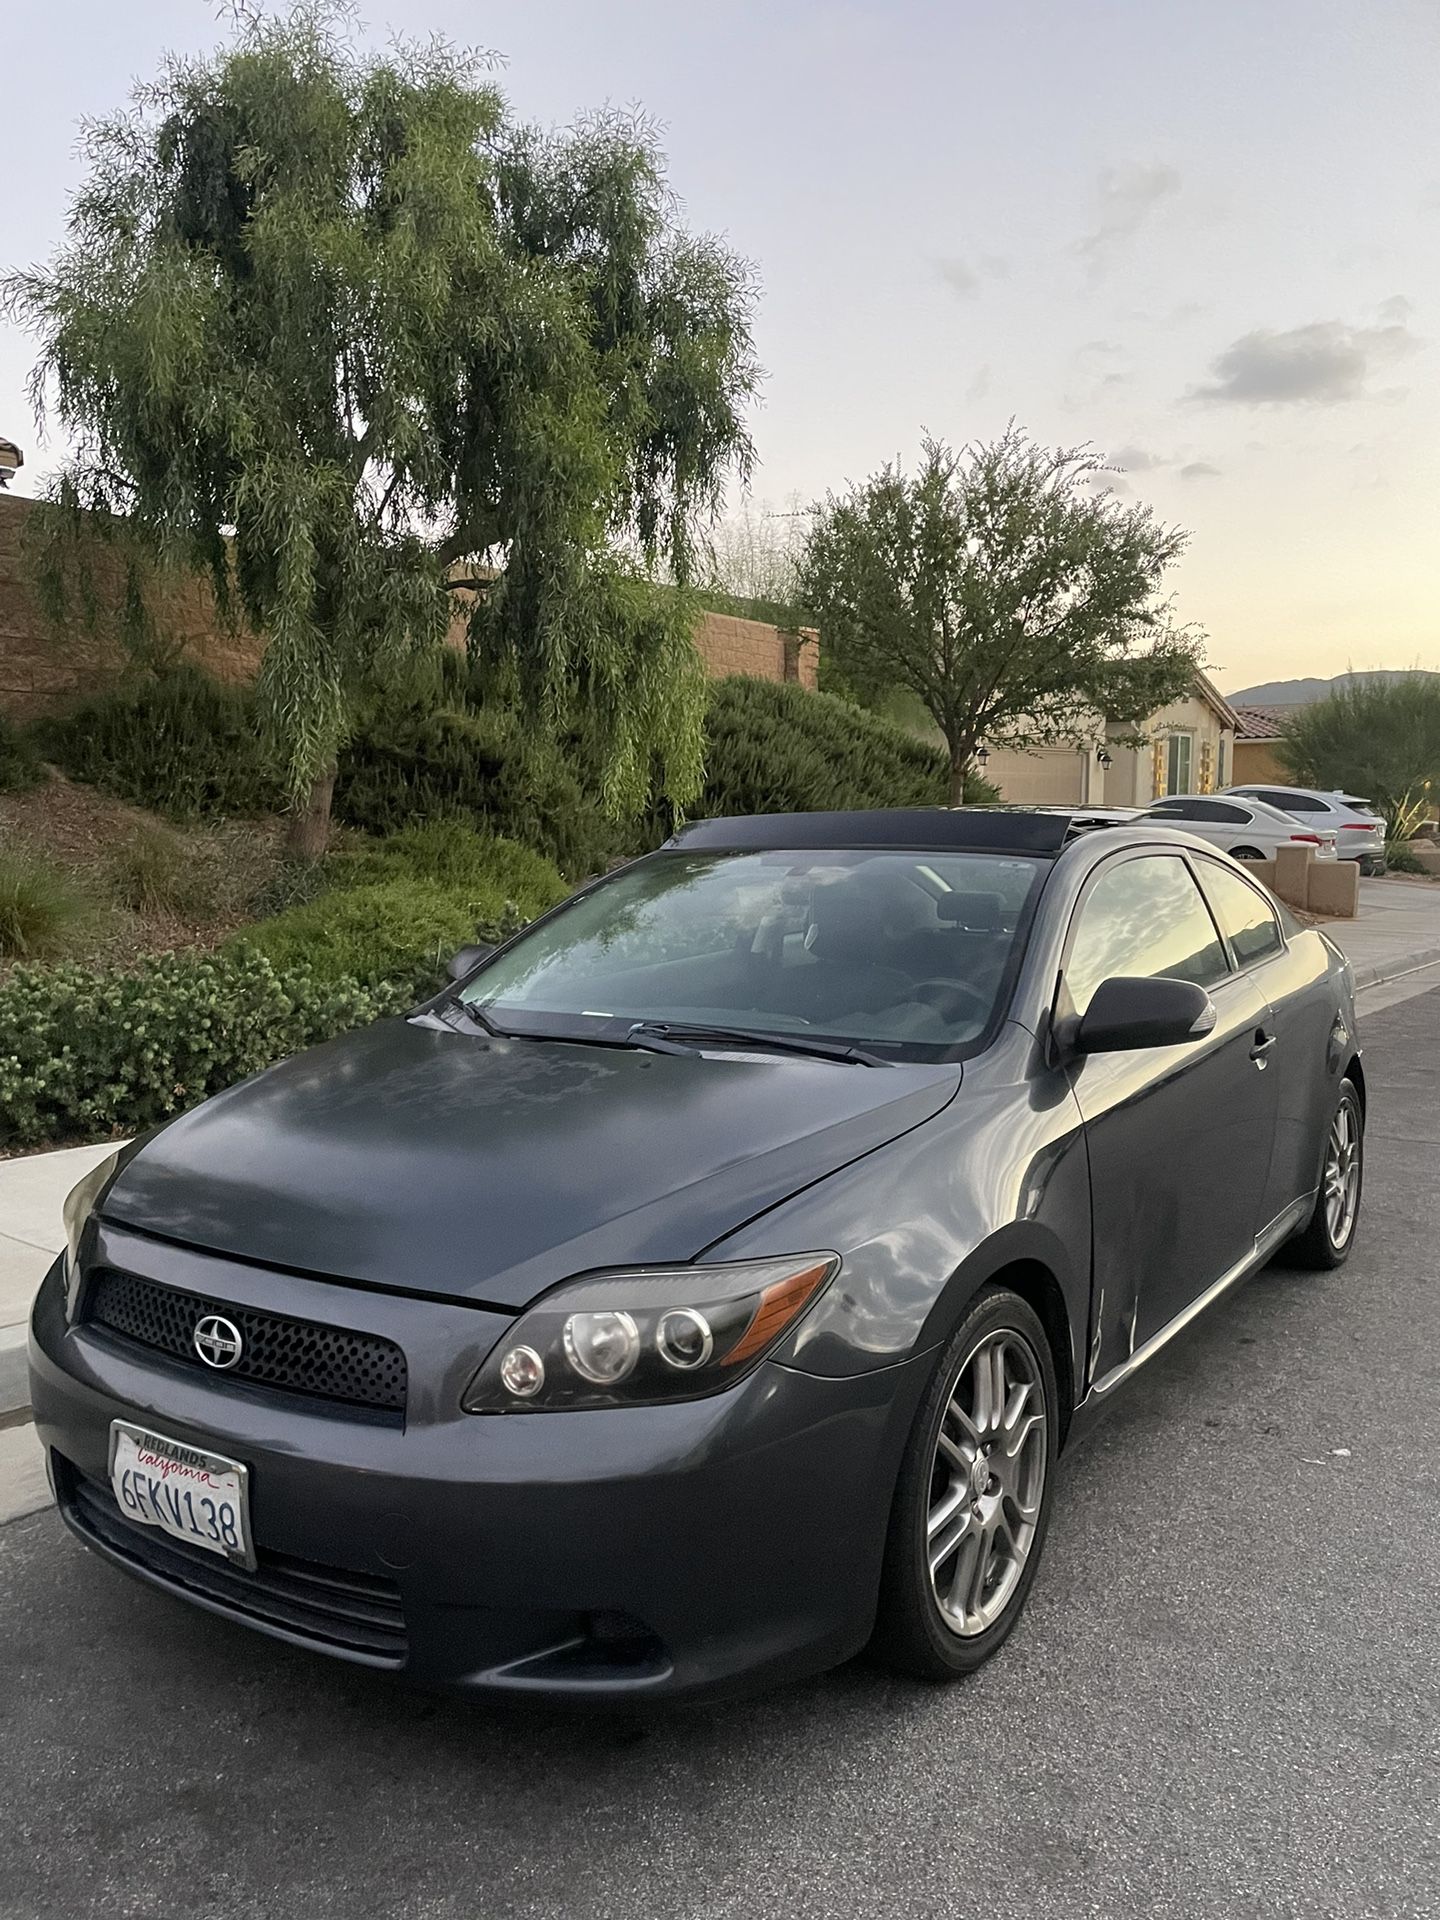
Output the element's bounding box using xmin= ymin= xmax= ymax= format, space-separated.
xmin=461 ymin=848 xmax=1048 ymax=1060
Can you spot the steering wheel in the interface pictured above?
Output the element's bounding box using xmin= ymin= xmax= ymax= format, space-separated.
xmin=909 ymin=978 xmax=992 ymax=1023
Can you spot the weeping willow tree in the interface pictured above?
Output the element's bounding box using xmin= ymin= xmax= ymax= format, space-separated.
xmin=4 ymin=4 xmax=758 ymax=852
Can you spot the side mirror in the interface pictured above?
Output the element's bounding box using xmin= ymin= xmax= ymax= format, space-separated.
xmin=446 ymin=943 xmax=496 ymax=983
xmin=1073 ymin=975 xmax=1216 ymax=1054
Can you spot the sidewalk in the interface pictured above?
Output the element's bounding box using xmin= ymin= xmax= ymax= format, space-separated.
xmin=0 ymin=1143 xmax=120 ymax=1523
xmin=1327 ymin=877 xmax=1440 ymax=990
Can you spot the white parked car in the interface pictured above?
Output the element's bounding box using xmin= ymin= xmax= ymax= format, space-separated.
xmin=1223 ymin=784 xmax=1386 ymax=873
xmin=1139 ymin=793 xmax=1339 ymax=863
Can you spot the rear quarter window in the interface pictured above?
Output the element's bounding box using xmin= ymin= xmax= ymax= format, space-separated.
xmin=1196 ymin=860 xmax=1285 ymax=967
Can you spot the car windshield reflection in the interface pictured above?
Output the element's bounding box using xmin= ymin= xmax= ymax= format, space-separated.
xmin=461 ymin=848 xmax=1049 ymax=1062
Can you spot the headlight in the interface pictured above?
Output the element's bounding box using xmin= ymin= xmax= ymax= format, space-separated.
xmin=62 ymin=1149 xmax=121 ymax=1309
xmin=463 ymin=1254 xmax=839 ymax=1412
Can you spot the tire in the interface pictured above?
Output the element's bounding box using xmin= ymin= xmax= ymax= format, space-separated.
xmin=1231 ymin=845 xmax=1266 ymax=862
xmin=870 ymin=1286 xmax=1059 ymax=1681
xmin=1281 ymin=1076 xmax=1364 ymax=1269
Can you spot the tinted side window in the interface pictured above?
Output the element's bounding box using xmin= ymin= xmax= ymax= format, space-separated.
xmin=1154 ymin=799 xmax=1250 ymax=823
xmin=1197 ymin=861 xmax=1285 ymax=967
xmin=1257 ymin=789 xmax=1323 ymax=813
xmin=1065 ymin=856 xmax=1230 ymax=1016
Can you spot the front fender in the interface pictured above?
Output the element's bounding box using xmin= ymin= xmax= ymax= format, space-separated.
xmin=701 ymin=1023 xmax=1092 ymax=1402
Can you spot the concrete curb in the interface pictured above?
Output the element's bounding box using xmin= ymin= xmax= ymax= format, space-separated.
xmin=1349 ymin=946 xmax=1440 ymax=993
xmin=1 ymin=1325 xmax=30 ymax=1425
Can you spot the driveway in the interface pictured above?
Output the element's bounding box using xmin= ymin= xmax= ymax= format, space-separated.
xmin=2 ymin=993 xmax=1438 ymax=1919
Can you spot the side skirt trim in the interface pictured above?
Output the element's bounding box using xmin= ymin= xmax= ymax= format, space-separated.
xmin=1086 ymin=1193 xmax=1311 ymax=1404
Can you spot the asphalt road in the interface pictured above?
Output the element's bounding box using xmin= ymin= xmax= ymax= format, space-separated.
xmin=3 ymin=991 xmax=1438 ymax=1920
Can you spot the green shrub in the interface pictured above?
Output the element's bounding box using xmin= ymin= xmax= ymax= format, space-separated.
xmin=0 ymin=714 xmax=44 ymax=793
xmin=32 ymin=667 xmax=282 ymax=820
xmin=0 ymin=853 xmax=89 ymax=959
xmin=335 ymin=700 xmax=618 ymax=878
xmin=1385 ymin=838 xmax=1426 ymax=875
xmin=0 ymin=950 xmax=408 ymax=1149
xmin=246 ymin=854 xmax=335 ymax=920
xmin=105 ymin=821 xmax=211 ymax=916
xmin=231 ymin=879 xmax=484 ymax=995
xmin=695 ymin=677 xmax=992 ymax=817
xmin=329 ymin=821 xmax=569 ymax=921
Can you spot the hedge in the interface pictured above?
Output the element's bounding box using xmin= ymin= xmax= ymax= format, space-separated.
xmin=234 ymin=826 xmax=569 ymax=993
xmin=696 ymin=676 xmax=972 ymax=816
xmin=335 ymin=700 xmax=619 ymax=878
xmin=0 ymin=714 xmax=44 ymax=794
xmin=0 ymin=951 xmax=410 ymax=1150
xmin=31 ymin=667 xmax=283 ymax=820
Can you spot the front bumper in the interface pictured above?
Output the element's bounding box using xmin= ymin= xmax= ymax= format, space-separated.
xmin=29 ymin=1230 xmax=930 ymax=1706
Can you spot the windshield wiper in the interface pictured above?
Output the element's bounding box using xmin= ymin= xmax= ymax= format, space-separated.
xmin=428 ymin=997 xmax=506 ymax=1038
xmin=624 ymin=1020 xmax=887 ymax=1066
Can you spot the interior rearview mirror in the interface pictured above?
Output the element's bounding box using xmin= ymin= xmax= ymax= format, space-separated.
xmin=446 ymin=943 xmax=496 ymax=983
xmin=1073 ymin=976 xmax=1216 ymax=1054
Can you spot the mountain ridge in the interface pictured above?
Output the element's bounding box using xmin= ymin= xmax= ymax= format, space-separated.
xmin=1224 ymin=669 xmax=1440 ymax=708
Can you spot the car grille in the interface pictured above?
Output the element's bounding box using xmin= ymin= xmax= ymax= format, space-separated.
xmin=57 ymin=1458 xmax=407 ymax=1664
xmin=85 ymin=1267 xmax=408 ymax=1415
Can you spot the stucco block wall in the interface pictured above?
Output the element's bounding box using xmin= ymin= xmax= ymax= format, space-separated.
xmin=692 ymin=611 xmax=818 ymax=689
xmin=0 ymin=494 xmax=817 ymax=714
xmin=0 ymin=494 xmax=262 ymax=718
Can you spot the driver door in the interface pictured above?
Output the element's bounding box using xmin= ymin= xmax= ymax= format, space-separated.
xmin=1060 ymin=851 xmax=1281 ymax=1385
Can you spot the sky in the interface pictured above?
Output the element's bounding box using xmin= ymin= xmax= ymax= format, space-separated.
xmin=3 ymin=0 xmax=1438 ymax=695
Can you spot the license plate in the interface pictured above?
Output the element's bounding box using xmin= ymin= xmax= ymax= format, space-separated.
xmin=108 ymin=1420 xmax=254 ymax=1569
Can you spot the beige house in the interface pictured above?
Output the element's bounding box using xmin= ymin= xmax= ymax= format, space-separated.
xmin=981 ymin=672 xmax=1239 ymax=809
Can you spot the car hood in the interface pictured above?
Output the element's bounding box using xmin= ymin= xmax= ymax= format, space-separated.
xmin=102 ymin=1018 xmax=961 ymax=1309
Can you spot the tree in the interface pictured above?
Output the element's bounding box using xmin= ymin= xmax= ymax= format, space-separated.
xmin=4 ymin=4 xmax=758 ymax=853
xmin=700 ymin=494 xmax=807 ymax=614
xmin=800 ymin=429 xmax=1202 ymax=805
xmin=1279 ymin=678 xmax=1440 ymax=838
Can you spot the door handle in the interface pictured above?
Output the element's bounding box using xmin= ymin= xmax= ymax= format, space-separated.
xmin=1250 ymin=1030 xmax=1276 ymax=1065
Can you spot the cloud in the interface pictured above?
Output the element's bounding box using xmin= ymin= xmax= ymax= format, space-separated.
xmin=937 ymin=254 xmax=1008 ymax=300
xmin=937 ymin=258 xmax=980 ymax=298
xmin=1378 ymin=293 xmax=1413 ymax=323
xmin=966 ymin=364 xmax=992 ymax=402
xmin=1075 ymin=163 xmax=1180 ymax=276
xmin=1180 ymin=461 xmax=1221 ymax=480
xmin=1110 ymin=444 xmax=1162 ymax=472
xmin=1186 ymin=319 xmax=1420 ymax=406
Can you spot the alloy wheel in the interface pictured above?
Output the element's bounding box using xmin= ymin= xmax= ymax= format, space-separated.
xmin=1323 ymin=1099 xmax=1361 ymax=1249
xmin=925 ymin=1329 xmax=1047 ymax=1637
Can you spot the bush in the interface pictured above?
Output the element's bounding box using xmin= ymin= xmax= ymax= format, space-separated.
xmin=0 ymin=714 xmax=44 ymax=793
xmin=0 ymin=950 xmax=408 ymax=1150
xmin=695 ymin=677 xmax=991 ymax=817
xmin=231 ymin=879 xmax=485 ymax=996
xmin=105 ymin=821 xmax=211 ymax=916
xmin=329 ymin=821 xmax=570 ymax=922
xmin=241 ymin=823 xmax=569 ymax=993
xmin=0 ymin=853 xmax=89 ymax=960
xmin=31 ymin=667 xmax=283 ymax=820
xmin=1278 ymin=677 xmax=1440 ymax=833
xmin=335 ymin=699 xmax=619 ymax=879
xmin=1385 ymin=838 xmax=1427 ymax=875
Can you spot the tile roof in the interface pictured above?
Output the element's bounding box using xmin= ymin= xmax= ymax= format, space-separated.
xmin=1233 ymin=704 xmax=1290 ymax=740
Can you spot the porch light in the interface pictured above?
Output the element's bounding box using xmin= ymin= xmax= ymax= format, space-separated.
xmin=0 ymin=438 xmax=22 ymax=489
xmin=1097 ymin=748 xmax=1113 ymax=768
xmin=976 ymin=746 xmax=990 ymax=767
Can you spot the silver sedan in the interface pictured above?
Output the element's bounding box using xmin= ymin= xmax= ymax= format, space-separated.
xmin=1224 ymin=784 xmax=1387 ymax=872
xmin=1140 ymin=793 xmax=1339 ymax=863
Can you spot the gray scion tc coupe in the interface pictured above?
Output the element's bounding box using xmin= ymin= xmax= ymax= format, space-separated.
xmin=30 ymin=809 xmax=1364 ymax=1703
